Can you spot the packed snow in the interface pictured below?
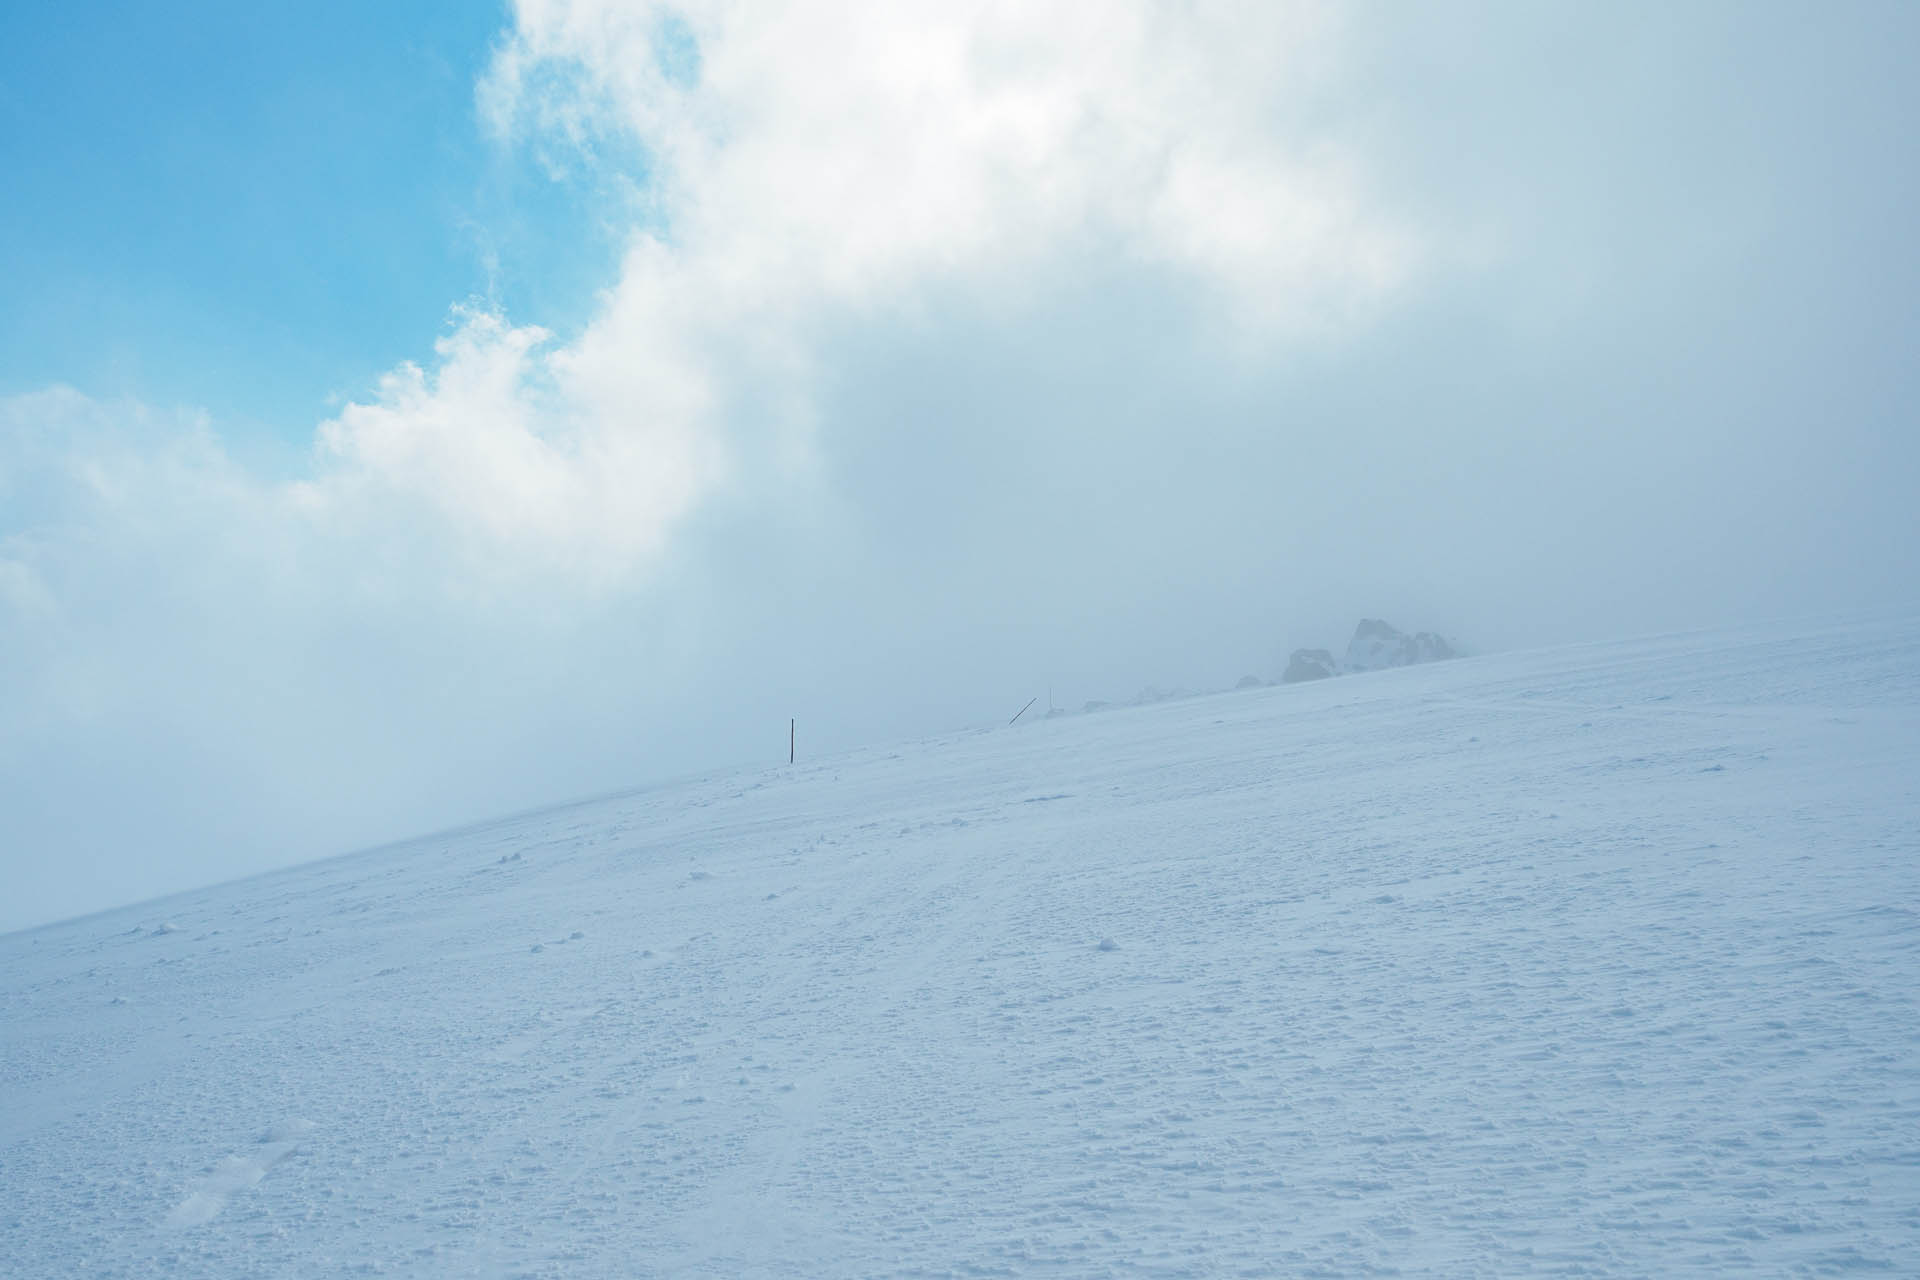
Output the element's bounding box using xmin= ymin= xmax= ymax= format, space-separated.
xmin=3 ymin=617 xmax=1917 ymax=1276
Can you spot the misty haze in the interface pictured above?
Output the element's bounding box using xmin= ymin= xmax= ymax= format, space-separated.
xmin=2 ymin=2 xmax=1916 ymax=1276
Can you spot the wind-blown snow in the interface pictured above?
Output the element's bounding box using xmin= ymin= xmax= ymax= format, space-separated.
xmin=3 ymin=618 xmax=1917 ymax=1276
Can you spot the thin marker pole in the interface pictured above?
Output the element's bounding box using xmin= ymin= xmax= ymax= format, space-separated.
xmin=790 ymin=718 xmax=795 ymax=764
xmin=1009 ymin=697 xmax=1037 ymax=726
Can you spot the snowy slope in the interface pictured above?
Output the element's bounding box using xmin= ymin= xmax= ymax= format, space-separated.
xmin=3 ymin=618 xmax=1918 ymax=1277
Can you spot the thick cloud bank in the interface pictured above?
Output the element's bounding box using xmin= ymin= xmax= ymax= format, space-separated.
xmin=3 ymin=1 xmax=1916 ymax=929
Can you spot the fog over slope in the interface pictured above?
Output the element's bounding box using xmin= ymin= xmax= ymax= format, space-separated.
xmin=3 ymin=3 xmax=1917 ymax=928
xmin=4 ymin=618 xmax=1916 ymax=1275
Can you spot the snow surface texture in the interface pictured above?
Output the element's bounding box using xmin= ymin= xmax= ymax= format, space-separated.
xmin=3 ymin=618 xmax=1918 ymax=1277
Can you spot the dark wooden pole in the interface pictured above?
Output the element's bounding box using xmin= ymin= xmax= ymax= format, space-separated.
xmin=790 ymin=718 xmax=795 ymax=764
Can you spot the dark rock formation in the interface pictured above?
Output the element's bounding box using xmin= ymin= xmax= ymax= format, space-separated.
xmin=1282 ymin=649 xmax=1340 ymax=683
xmin=1345 ymin=619 xmax=1457 ymax=672
xmin=1283 ymin=621 xmax=1459 ymax=684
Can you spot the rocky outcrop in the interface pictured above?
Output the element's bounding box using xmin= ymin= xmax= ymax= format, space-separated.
xmin=1282 ymin=648 xmax=1340 ymax=683
xmin=1345 ymin=619 xmax=1457 ymax=672
xmin=1282 ymin=621 xmax=1458 ymax=684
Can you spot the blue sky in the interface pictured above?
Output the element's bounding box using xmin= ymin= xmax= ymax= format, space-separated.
xmin=0 ymin=0 xmax=621 ymax=443
xmin=3 ymin=1 xmax=1917 ymax=932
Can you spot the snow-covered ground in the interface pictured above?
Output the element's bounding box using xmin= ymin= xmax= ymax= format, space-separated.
xmin=3 ymin=618 xmax=1917 ymax=1277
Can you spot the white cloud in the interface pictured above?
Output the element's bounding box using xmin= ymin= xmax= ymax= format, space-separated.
xmin=9 ymin=5 xmax=1418 ymax=611
xmin=6 ymin=1 xmax=1918 ymax=935
xmin=401 ymin=0 xmax=1418 ymax=581
xmin=0 ymin=3 xmax=1444 ymax=930
xmin=297 ymin=307 xmax=716 ymax=592
xmin=488 ymin=1 xmax=1415 ymax=322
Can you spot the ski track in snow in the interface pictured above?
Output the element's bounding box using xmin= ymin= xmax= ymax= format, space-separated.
xmin=2 ymin=617 xmax=1918 ymax=1277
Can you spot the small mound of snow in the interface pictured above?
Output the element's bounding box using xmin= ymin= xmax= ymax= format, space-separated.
xmin=1097 ymin=938 xmax=1119 ymax=952
xmin=258 ymin=1118 xmax=316 ymax=1144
